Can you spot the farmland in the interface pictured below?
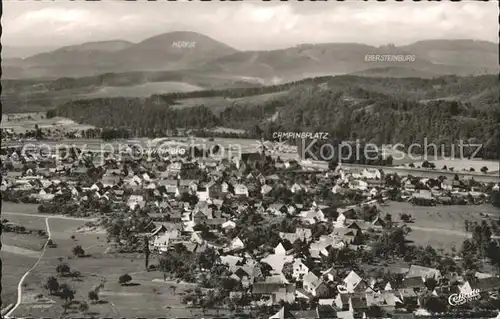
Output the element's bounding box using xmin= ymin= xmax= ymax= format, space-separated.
xmin=382 ymin=202 xmax=500 ymax=252
xmin=83 ymin=81 xmax=205 ymax=98
xmin=412 ymin=159 xmax=499 ymax=173
xmin=171 ymin=90 xmax=290 ymax=115
xmin=1 ymin=203 xmax=227 ymax=318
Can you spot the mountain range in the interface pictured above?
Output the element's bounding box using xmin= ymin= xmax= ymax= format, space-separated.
xmin=3 ymin=31 xmax=498 ymax=81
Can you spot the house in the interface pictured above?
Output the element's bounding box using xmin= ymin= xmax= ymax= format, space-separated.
xmin=368 ymin=188 xmax=378 ymax=197
xmin=322 ymin=267 xmax=337 ymax=282
xmin=152 ymin=233 xmax=170 ymax=252
xmin=262 ymin=254 xmax=294 ymax=274
xmin=268 ymin=306 xmax=295 ymax=319
xmin=230 ymin=237 xmax=245 ymax=251
xmin=252 ymin=282 xmax=295 ymax=304
xmin=411 ymin=190 xmax=436 ymax=206
xmin=349 ymin=295 xmax=368 ymax=314
xmin=207 ymin=182 xmax=223 ymax=198
xmin=397 ymin=288 xmax=418 ymax=307
xmin=261 ymin=184 xmax=273 ymax=196
xmin=222 ymin=220 xmax=236 ymax=230
xmin=158 ymin=179 xmax=180 ymax=195
xmin=335 ymin=293 xmax=350 ymax=311
xmin=303 ymin=272 xmax=329 ymax=297
xmin=331 ymin=228 xmax=361 ymax=245
xmin=459 ymin=277 xmax=500 ymax=296
xmin=292 ymin=258 xmax=309 ymax=281
xmin=332 ymin=185 xmax=343 ymax=194
xmin=338 ymin=271 xmax=363 ymax=294
xmin=268 ymin=203 xmax=287 ymax=216
xmin=275 ymin=241 xmax=294 ymax=255
xmin=179 ymin=179 xmax=198 ymax=193
xmin=290 ymin=183 xmax=304 ymax=193
xmin=280 ymin=228 xmax=313 ymax=243
xmin=300 ymin=208 xmax=326 ymax=224
xmin=335 ymin=212 xmax=346 ymax=227
xmin=234 ymin=184 xmax=249 ymax=197
xmin=402 ymin=277 xmax=426 ymax=293
xmin=362 ymin=168 xmax=381 ymax=180
xmin=371 ymin=216 xmax=386 ymax=228
xmin=405 ymin=265 xmax=441 ymax=281
xmin=196 ymin=186 xmax=210 ymax=201
xmin=349 ymin=180 xmax=368 ymax=191
xmin=127 ymin=194 xmax=145 ymax=210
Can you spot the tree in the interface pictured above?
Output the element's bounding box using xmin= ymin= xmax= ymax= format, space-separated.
xmin=119 ymin=273 xmax=132 ymax=285
xmin=328 ymin=160 xmax=338 ymax=171
xmin=425 ymin=277 xmax=438 ymax=291
xmin=492 ymin=191 xmax=500 ymax=209
xmin=422 ymin=295 xmax=447 ymax=313
xmin=88 ymin=290 xmax=99 ymax=303
xmin=481 ymin=166 xmax=489 ymax=173
xmin=72 ymin=245 xmax=85 ymax=257
xmin=58 ymin=283 xmax=75 ymax=313
xmin=383 ymin=214 xmax=393 ymax=229
xmin=56 ymin=263 xmax=71 ymax=276
xmin=144 ymin=236 xmax=150 ymax=271
xmin=44 ymin=276 xmax=59 ymax=295
xmin=366 ymin=305 xmax=384 ymax=318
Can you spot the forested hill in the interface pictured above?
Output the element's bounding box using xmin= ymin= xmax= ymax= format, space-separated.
xmin=49 ymin=74 xmax=500 ymax=159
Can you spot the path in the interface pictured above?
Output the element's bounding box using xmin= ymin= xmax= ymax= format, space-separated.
xmin=409 ymin=225 xmax=472 ymax=238
xmin=5 ymin=217 xmax=51 ymax=318
xmin=4 ymin=212 xmax=98 ymax=318
xmin=2 ymin=211 xmax=98 ymax=221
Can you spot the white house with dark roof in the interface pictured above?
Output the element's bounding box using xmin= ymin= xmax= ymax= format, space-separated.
xmin=292 ymin=258 xmax=309 ymax=281
xmin=405 ymin=265 xmax=441 ymax=281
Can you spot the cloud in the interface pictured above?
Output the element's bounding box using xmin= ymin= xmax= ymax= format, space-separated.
xmin=2 ymin=1 xmax=497 ymax=49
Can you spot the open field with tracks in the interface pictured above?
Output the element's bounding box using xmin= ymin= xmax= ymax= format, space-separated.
xmin=382 ymin=202 xmax=500 ymax=252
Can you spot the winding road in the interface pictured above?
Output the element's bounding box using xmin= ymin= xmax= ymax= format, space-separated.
xmin=3 ymin=212 xmax=96 ymax=318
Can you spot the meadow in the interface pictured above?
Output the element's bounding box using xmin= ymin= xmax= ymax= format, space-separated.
xmin=1 ymin=252 xmax=37 ymax=307
xmin=171 ymin=90 xmax=289 ymax=115
xmin=412 ymin=159 xmax=499 ymax=173
xmin=382 ymin=202 xmax=500 ymax=252
xmin=83 ymin=81 xmax=204 ymax=98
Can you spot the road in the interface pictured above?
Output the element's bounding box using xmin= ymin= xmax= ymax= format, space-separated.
xmin=3 ymin=212 xmax=96 ymax=319
xmin=1 ymin=211 xmax=98 ymax=221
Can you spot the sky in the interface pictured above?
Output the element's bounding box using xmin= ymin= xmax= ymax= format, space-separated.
xmin=2 ymin=1 xmax=498 ymax=51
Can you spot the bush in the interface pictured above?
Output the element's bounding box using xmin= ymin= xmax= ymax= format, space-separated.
xmin=56 ymin=263 xmax=71 ymax=276
xmin=118 ymin=274 xmax=132 ymax=285
xmin=88 ymin=290 xmax=99 ymax=303
xmin=72 ymin=245 xmax=85 ymax=257
xmin=400 ymin=213 xmax=412 ymax=222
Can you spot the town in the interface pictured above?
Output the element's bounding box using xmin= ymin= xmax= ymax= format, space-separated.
xmin=2 ymin=126 xmax=500 ymax=319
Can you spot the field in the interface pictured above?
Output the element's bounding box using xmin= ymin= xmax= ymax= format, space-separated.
xmin=2 ymin=252 xmax=38 ymax=307
xmin=1 ymin=112 xmax=95 ymax=134
xmin=172 ymin=90 xmax=290 ymax=115
xmin=1 ymin=202 xmax=232 ymax=318
xmin=83 ymin=81 xmax=204 ymax=98
xmin=382 ymin=202 xmax=500 ymax=252
xmin=412 ymin=159 xmax=499 ymax=173
xmin=2 ymin=202 xmax=40 ymax=214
